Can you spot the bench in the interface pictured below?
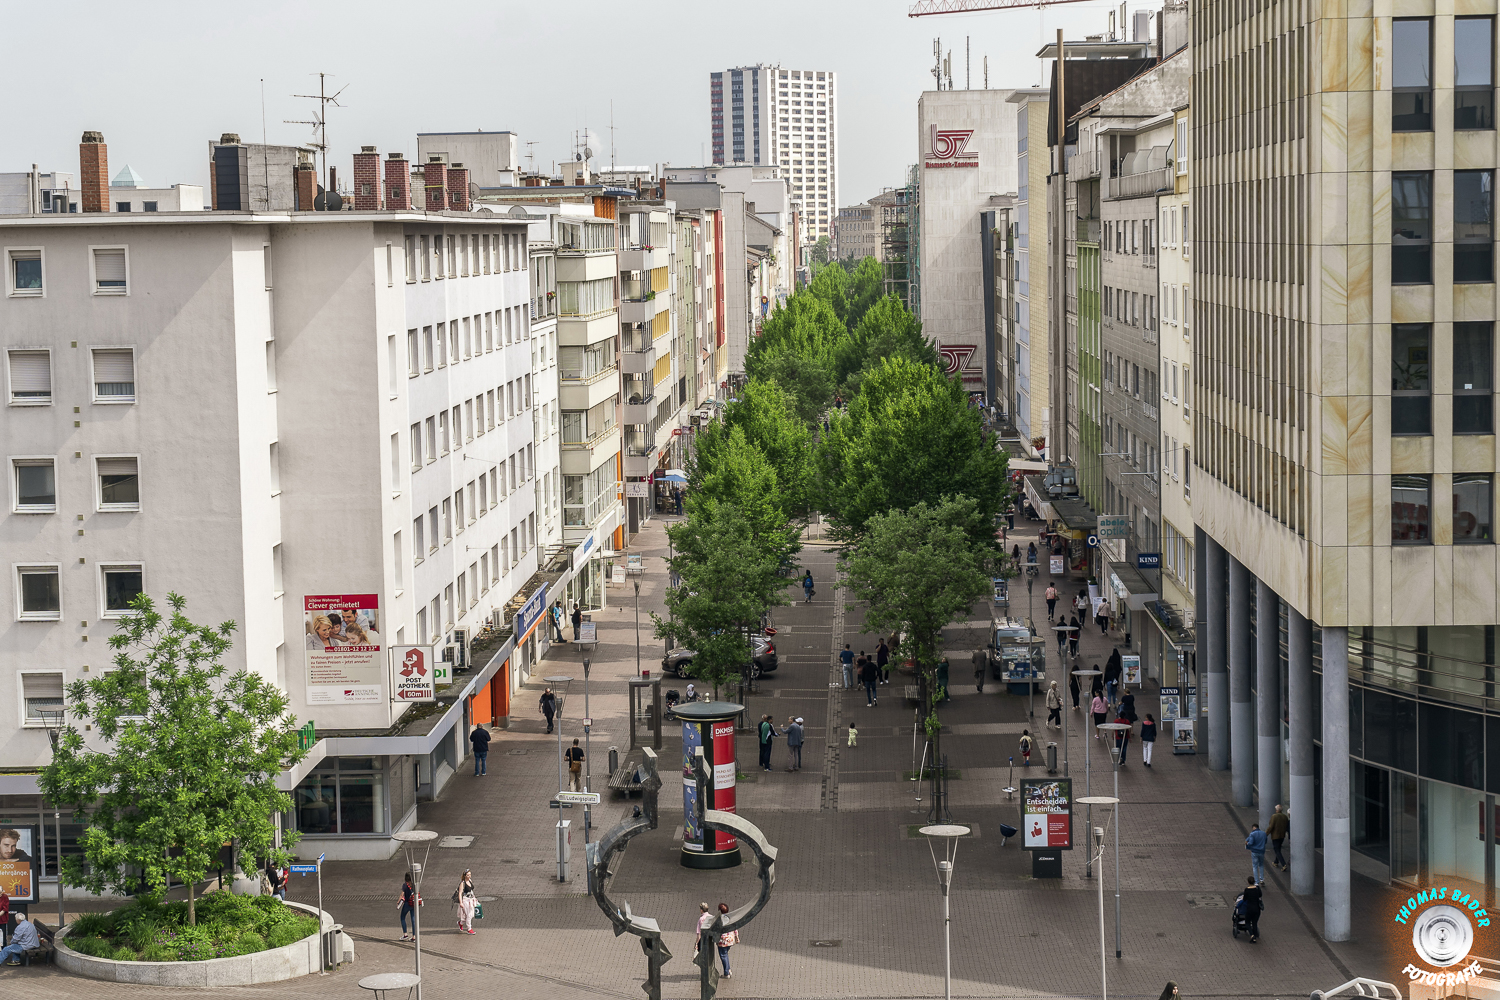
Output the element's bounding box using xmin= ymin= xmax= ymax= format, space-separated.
xmin=607 ymin=763 xmax=647 ymax=796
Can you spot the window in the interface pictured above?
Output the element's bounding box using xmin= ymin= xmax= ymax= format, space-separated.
xmin=439 ymin=410 xmax=449 ymax=454
xmin=454 ymin=489 xmax=465 ymax=531
xmin=273 ymin=542 xmax=284 ymax=595
xmin=90 ymin=247 xmax=127 ymax=294
xmin=405 ymin=236 xmax=417 ymax=282
xmin=1455 ymin=171 xmax=1494 ymax=283
xmin=1175 ymin=118 xmax=1188 ymax=174
xmin=457 ymin=572 xmax=467 ymax=615
xmin=92 ymin=348 xmax=135 ymax=401
xmin=97 ymin=456 xmax=139 ymax=509
xmin=1393 ymin=19 xmax=1434 ymax=131
xmin=143 ymin=201 xmax=157 ymax=212
xmin=407 ymin=330 xmax=419 ymax=376
xmin=1456 ymin=18 xmax=1494 ymax=129
xmin=1454 ymin=323 xmax=1494 ymax=433
xmin=422 ymin=326 xmax=434 ymax=371
xmin=13 ymin=459 xmax=55 ymax=511
xmin=101 ymin=565 xmax=144 ymax=616
xmin=115 ymin=201 xmax=132 ymax=213
xmin=1454 ymin=474 xmax=1493 ymax=543
xmin=17 ymin=568 xmax=60 ymax=620
xmin=1392 ymin=474 xmax=1432 ymax=544
xmin=20 ymin=672 xmax=64 ymax=726
xmin=442 ymin=498 xmax=452 ymax=542
xmin=424 ymin=417 xmax=436 ymax=462
xmin=7 ymin=350 xmax=50 ymax=403
xmin=1392 ymin=172 xmax=1433 ymax=284
xmin=428 ymin=507 xmax=438 ymax=552
xmin=410 ymin=423 xmax=422 ymax=470
xmin=419 ymin=236 xmax=431 ymax=280
xmin=1391 ymin=324 xmax=1432 ymax=434
xmin=413 ymin=516 xmax=425 ymax=564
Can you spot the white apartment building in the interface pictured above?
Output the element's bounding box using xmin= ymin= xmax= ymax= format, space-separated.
xmin=108 ymin=164 xmax=203 ymax=214
xmin=1 ymin=201 xmax=544 ymax=861
xmin=711 ymin=64 xmax=837 ymax=240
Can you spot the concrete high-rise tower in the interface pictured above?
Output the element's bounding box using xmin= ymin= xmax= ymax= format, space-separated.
xmin=710 ymin=64 xmax=838 ymax=240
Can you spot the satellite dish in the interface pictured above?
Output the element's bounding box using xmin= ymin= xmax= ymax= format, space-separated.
xmin=583 ymin=147 xmax=594 ymax=160
xmin=576 ymin=152 xmax=583 ymax=161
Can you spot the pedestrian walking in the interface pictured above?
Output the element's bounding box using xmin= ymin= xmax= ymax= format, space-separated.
xmin=1068 ymin=615 xmax=1081 ymax=658
xmin=839 ymin=644 xmax=854 ymax=689
xmin=1045 ymin=681 xmax=1062 ymax=729
xmin=860 ymin=655 xmax=879 ymax=706
xmin=1091 ymin=692 xmax=1109 ymax=739
xmin=550 ymin=600 xmax=565 ymax=642
xmin=714 ymin=902 xmax=737 ymax=978
xmin=539 ymin=687 xmax=557 ymax=734
xmin=1090 ymin=670 xmax=1104 ymax=702
xmin=565 ymin=738 xmax=585 ymax=792
xmin=695 ymin=902 xmax=715 ymax=957
xmin=1045 ymin=584 xmax=1058 ymax=618
xmin=265 ymin=862 xmax=286 ymax=901
xmin=758 ymin=715 xmax=778 ymax=771
xmin=1075 ymin=591 xmax=1089 ymax=617
xmin=876 ymin=638 xmax=891 ymax=684
xmin=398 ymin=872 xmax=417 ymax=941
xmin=785 ymin=717 xmax=804 ymax=771
xmin=454 ymin=870 xmax=477 ymax=934
xmin=1055 ymin=616 xmax=1069 ymax=657
xmin=846 ymin=722 xmax=858 ymax=747
xmin=972 ymin=647 xmax=987 ymax=693
xmin=1157 ymin=982 xmax=1180 ymax=1000
xmin=937 ymin=656 xmax=951 ymax=701
xmin=1267 ymin=804 xmax=1290 ymax=871
xmin=1095 ymin=600 xmax=1109 ymax=634
xmin=1069 ymin=669 xmax=1081 ymax=710
xmin=1112 ymin=712 xmax=1132 ymax=765
xmin=1119 ymin=690 xmax=1138 ymax=723
xmin=1140 ymin=713 xmax=1157 ymax=767
xmin=571 ymin=601 xmax=583 ymax=641
xmin=1104 ymin=650 xmax=1123 ymax=706
xmin=1245 ymin=823 xmax=1268 ymax=885
xmin=674 ymin=487 xmax=684 ymax=516
xmin=803 ymin=571 xmax=815 ymax=603
xmin=1239 ymin=875 xmax=1264 ymax=942
xmin=470 ymin=723 xmax=491 ymax=776
xmin=1019 ymin=729 xmax=1033 ymax=767
xmin=1027 ymin=541 xmax=1038 ymax=566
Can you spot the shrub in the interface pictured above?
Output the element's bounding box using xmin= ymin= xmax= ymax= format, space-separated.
xmin=138 ymin=942 xmax=173 ymax=962
xmin=227 ymin=932 xmax=266 ymax=956
xmin=69 ymin=913 xmax=113 ymax=938
xmin=266 ymin=918 xmax=317 ymax=949
xmin=66 ymin=936 xmax=114 ymax=959
xmin=111 ymin=945 xmax=138 ymax=962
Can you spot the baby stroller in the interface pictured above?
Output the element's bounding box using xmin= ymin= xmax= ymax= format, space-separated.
xmin=1230 ymin=893 xmax=1255 ymax=938
xmin=664 ymin=689 xmax=681 ymax=721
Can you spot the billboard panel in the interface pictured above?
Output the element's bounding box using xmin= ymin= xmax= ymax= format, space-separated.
xmin=304 ymin=594 xmax=384 ymax=704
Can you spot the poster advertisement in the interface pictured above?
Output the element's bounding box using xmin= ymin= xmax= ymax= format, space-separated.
xmin=1159 ymin=686 xmax=1181 ymax=723
xmin=0 ymin=826 xmax=37 ymax=902
xmin=681 ymin=720 xmax=704 ymax=852
xmin=710 ymin=720 xmax=738 ymax=852
xmin=304 ymin=595 xmax=384 ymax=704
xmin=1186 ymin=685 xmax=1198 ymax=720
xmin=391 ymin=646 xmax=436 ymax=702
xmin=1174 ymin=718 xmax=1197 ymax=753
xmin=1021 ymin=778 xmax=1072 ymax=850
xmin=1050 ymin=555 xmax=1065 ymax=575
xmin=1122 ymin=653 xmax=1142 ymax=686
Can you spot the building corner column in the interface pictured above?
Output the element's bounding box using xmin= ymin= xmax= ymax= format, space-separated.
xmin=1322 ymin=625 xmax=1351 ymax=942
xmin=1204 ymin=533 xmax=1229 ymax=771
xmin=1287 ymin=605 xmax=1314 ymax=896
xmin=1228 ymin=557 xmax=1254 ymax=807
xmin=1255 ymin=578 xmax=1281 ymax=826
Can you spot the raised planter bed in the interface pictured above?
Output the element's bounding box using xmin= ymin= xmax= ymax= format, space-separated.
xmin=54 ymin=901 xmax=345 ymax=986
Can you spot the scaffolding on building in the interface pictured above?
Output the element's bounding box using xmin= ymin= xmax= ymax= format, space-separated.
xmin=879 ymin=164 xmax=920 ymax=315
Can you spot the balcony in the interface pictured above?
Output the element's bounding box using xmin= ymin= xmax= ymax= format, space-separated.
xmin=621 ymin=344 xmax=657 ymax=374
xmin=620 ymin=245 xmax=668 ymax=271
xmin=620 ymin=293 xmax=665 ymax=325
xmin=1106 ymin=165 xmax=1174 ymax=201
xmin=1077 ymin=217 xmax=1101 ymax=244
xmin=623 ymin=394 xmax=657 ymax=425
xmin=1073 ymin=148 xmax=1102 ymax=179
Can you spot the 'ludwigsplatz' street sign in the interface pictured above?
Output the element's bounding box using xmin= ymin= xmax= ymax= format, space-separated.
xmin=556 ymin=791 xmax=601 ymax=804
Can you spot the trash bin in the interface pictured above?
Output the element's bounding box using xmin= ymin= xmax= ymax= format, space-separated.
xmin=609 ymin=746 xmax=619 ymax=775
xmin=1046 ymin=742 xmax=1058 ymax=772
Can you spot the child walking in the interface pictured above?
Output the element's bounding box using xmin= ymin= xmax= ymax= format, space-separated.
xmin=1019 ymin=729 xmax=1033 ymax=767
xmin=847 ymin=722 xmax=858 ymax=747
xmin=1140 ymin=713 xmax=1158 ymax=767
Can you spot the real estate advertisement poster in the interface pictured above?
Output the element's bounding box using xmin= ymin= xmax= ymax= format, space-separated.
xmin=1021 ymin=778 xmax=1072 ymax=851
xmin=0 ymin=825 xmax=37 ymax=901
xmin=304 ymin=594 xmax=384 ymax=704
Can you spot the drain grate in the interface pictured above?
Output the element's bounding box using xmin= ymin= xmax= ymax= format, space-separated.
xmin=810 ymin=939 xmax=842 ymax=948
xmin=1187 ymin=893 xmax=1227 ymax=908
xmin=439 ymin=836 xmax=474 ymax=848
xmin=507 ymin=749 xmax=530 ymax=755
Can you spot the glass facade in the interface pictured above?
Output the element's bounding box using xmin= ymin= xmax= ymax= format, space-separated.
xmin=292 ymin=757 xmax=388 ymax=836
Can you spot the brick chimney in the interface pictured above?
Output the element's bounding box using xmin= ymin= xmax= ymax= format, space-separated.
xmin=79 ymin=131 xmax=108 ymax=213
xmin=295 ymin=162 xmax=316 ymax=211
xmin=423 ymin=155 xmax=448 ymax=212
xmin=352 ymin=146 xmax=382 ymax=210
xmin=384 ymin=153 xmax=411 ymax=210
xmin=446 ymin=164 xmax=470 ymax=211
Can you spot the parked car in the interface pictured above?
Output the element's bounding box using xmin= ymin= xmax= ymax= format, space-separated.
xmin=662 ymin=635 xmax=778 ymax=678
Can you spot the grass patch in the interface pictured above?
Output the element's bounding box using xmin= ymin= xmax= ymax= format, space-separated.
xmin=902 ymin=768 xmax=961 ymax=780
xmin=63 ymin=892 xmax=319 ymax=963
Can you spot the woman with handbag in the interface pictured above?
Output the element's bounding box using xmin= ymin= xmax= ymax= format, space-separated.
xmin=398 ymin=873 xmax=417 ymax=941
xmin=714 ymin=902 xmax=738 ymax=979
xmin=455 ymin=870 xmax=477 ymax=935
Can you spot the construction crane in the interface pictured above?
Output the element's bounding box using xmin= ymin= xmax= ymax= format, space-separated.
xmin=909 ymin=0 xmax=1092 ymax=15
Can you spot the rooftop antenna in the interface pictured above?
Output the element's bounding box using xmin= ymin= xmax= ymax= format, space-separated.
xmin=984 ymin=55 xmax=989 ymax=89
xmin=932 ymin=37 xmax=943 ymax=90
xmin=259 ymin=78 xmax=271 ymax=210
xmin=525 ymin=141 xmax=538 ymax=173
xmin=284 ymin=71 xmax=348 ymax=201
xmin=966 ymin=36 xmax=970 ymax=89
xmin=609 ymin=100 xmax=616 ymax=171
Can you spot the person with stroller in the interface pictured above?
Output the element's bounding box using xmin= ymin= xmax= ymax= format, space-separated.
xmin=1236 ymin=875 xmax=1264 ymax=943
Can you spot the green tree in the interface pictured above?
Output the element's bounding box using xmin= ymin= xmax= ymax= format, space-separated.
xmin=834 ymin=293 xmax=940 ymax=393
xmin=746 ymin=295 xmax=847 ymax=424
xmin=839 ymin=256 xmax=886 ymax=330
xmin=807 ymin=235 xmax=832 ymax=277
xmin=842 ymin=498 xmax=992 ymax=800
xmin=656 ymin=506 xmax=793 ymax=697
xmin=688 ymin=424 xmax=802 ymax=560
xmin=723 ymin=379 xmax=814 ymax=519
xmin=815 ymin=355 xmax=1010 ymax=547
xmin=40 ymin=593 xmax=306 ymax=925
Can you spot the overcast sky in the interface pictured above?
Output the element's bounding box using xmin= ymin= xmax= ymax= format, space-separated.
xmin=2 ymin=0 xmax=1137 ymax=206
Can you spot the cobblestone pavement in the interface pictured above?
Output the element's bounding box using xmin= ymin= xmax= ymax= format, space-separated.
xmin=0 ymin=514 xmax=1410 ymax=999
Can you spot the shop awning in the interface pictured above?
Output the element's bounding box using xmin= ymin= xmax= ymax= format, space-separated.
xmin=1023 ymin=476 xmax=1056 ymax=521
xmin=1051 ymin=494 xmax=1098 ymax=536
xmin=1146 ymin=600 xmax=1197 ymax=652
xmin=1107 ymin=563 xmax=1159 ymax=611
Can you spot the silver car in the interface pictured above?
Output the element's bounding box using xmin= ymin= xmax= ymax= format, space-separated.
xmin=662 ymin=635 xmax=778 ymax=678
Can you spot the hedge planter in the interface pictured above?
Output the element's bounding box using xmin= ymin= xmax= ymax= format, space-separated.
xmin=55 ymin=902 xmax=341 ymax=986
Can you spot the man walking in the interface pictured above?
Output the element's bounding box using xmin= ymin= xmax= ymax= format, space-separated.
xmin=571 ymin=602 xmax=584 ymax=641
xmin=839 ymin=644 xmax=854 ymax=690
xmin=784 ymin=716 xmax=804 ymax=772
xmin=803 ymin=571 xmax=815 ymax=604
xmin=470 ymin=723 xmax=491 ymax=776
xmin=551 ymin=600 xmax=566 ymax=643
xmin=565 ymin=739 xmax=585 ymax=792
xmin=1267 ymin=804 xmax=1290 ymax=871
xmin=1245 ymin=823 xmax=1268 ymax=885
xmin=539 ymin=687 xmax=557 ymax=734
xmin=1045 ymin=681 xmax=1062 ymax=729
xmin=860 ymin=655 xmax=879 ymax=707
xmin=972 ymin=647 xmax=988 ymax=693
xmin=757 ymin=715 xmax=778 ymax=771
xmin=876 ymin=638 xmax=891 ymax=685
xmin=1045 ymin=584 xmax=1058 ymax=619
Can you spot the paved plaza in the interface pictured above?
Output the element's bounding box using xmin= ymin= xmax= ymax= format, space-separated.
xmin=1 ymin=514 xmax=1411 ymax=999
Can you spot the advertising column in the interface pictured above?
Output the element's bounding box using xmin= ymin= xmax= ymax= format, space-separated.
xmin=1021 ymin=777 xmax=1073 ymax=878
xmin=675 ymin=702 xmax=743 ymax=870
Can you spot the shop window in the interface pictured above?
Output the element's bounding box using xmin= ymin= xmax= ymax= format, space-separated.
xmin=291 ymin=758 xmax=387 ymax=835
xmin=1419 ymin=702 xmax=1485 ymax=788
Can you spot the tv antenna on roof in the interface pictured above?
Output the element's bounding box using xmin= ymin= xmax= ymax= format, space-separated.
xmin=284 ymin=71 xmax=348 ymax=203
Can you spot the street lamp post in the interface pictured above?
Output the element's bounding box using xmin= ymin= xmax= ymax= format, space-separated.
xmin=580 ymin=651 xmax=597 ymax=845
xmin=41 ymin=711 xmax=65 ymax=929
xmin=1073 ymin=669 xmax=1102 ymax=877
xmin=632 ymin=578 xmax=642 ymax=677
xmin=1097 ymin=721 xmax=1131 ymax=959
xmin=544 ymin=676 xmax=575 ymax=794
xmin=1076 ymin=796 xmax=1119 ymax=1000
xmin=392 ymin=830 xmax=438 ymax=1000
xmin=918 ymin=824 xmax=970 ymax=1000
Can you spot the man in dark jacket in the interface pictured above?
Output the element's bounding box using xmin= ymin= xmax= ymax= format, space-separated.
xmin=860 ymin=655 xmax=879 ymax=706
xmin=539 ymin=688 xmax=557 ymax=734
xmin=470 ymin=724 xmax=491 ymax=775
xmin=758 ymin=715 xmax=778 ymax=771
xmin=571 ymin=603 xmax=584 ymax=641
xmin=784 ymin=716 xmax=804 ymax=771
xmin=1267 ymin=804 xmax=1290 ymax=871
xmin=1103 ymin=650 xmax=1123 ymax=706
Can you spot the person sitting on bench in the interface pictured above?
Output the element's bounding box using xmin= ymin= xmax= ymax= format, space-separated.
xmin=0 ymin=915 xmax=38 ymax=966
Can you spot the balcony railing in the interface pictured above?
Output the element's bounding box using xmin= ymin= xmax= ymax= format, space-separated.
xmin=564 ymin=483 xmax=621 ymax=527
xmin=1077 ymin=217 xmax=1101 ymax=244
xmin=1106 ymin=165 xmax=1174 ymax=200
xmin=1073 ymin=148 xmax=1102 ymax=179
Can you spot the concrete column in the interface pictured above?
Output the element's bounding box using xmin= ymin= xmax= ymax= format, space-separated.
xmin=1322 ymin=626 xmax=1351 ymax=941
xmin=1287 ymin=604 xmax=1315 ymax=896
xmin=1256 ymin=578 xmax=1282 ymax=826
xmin=1205 ymin=536 xmax=1229 ymax=771
xmin=1228 ymin=557 xmax=1254 ymax=807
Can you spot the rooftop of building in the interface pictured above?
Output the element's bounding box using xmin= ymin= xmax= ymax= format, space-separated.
xmin=0 ymin=207 xmax=535 ymax=226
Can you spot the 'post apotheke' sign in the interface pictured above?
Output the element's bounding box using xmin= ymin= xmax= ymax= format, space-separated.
xmin=925 ymin=125 xmax=979 ymax=169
